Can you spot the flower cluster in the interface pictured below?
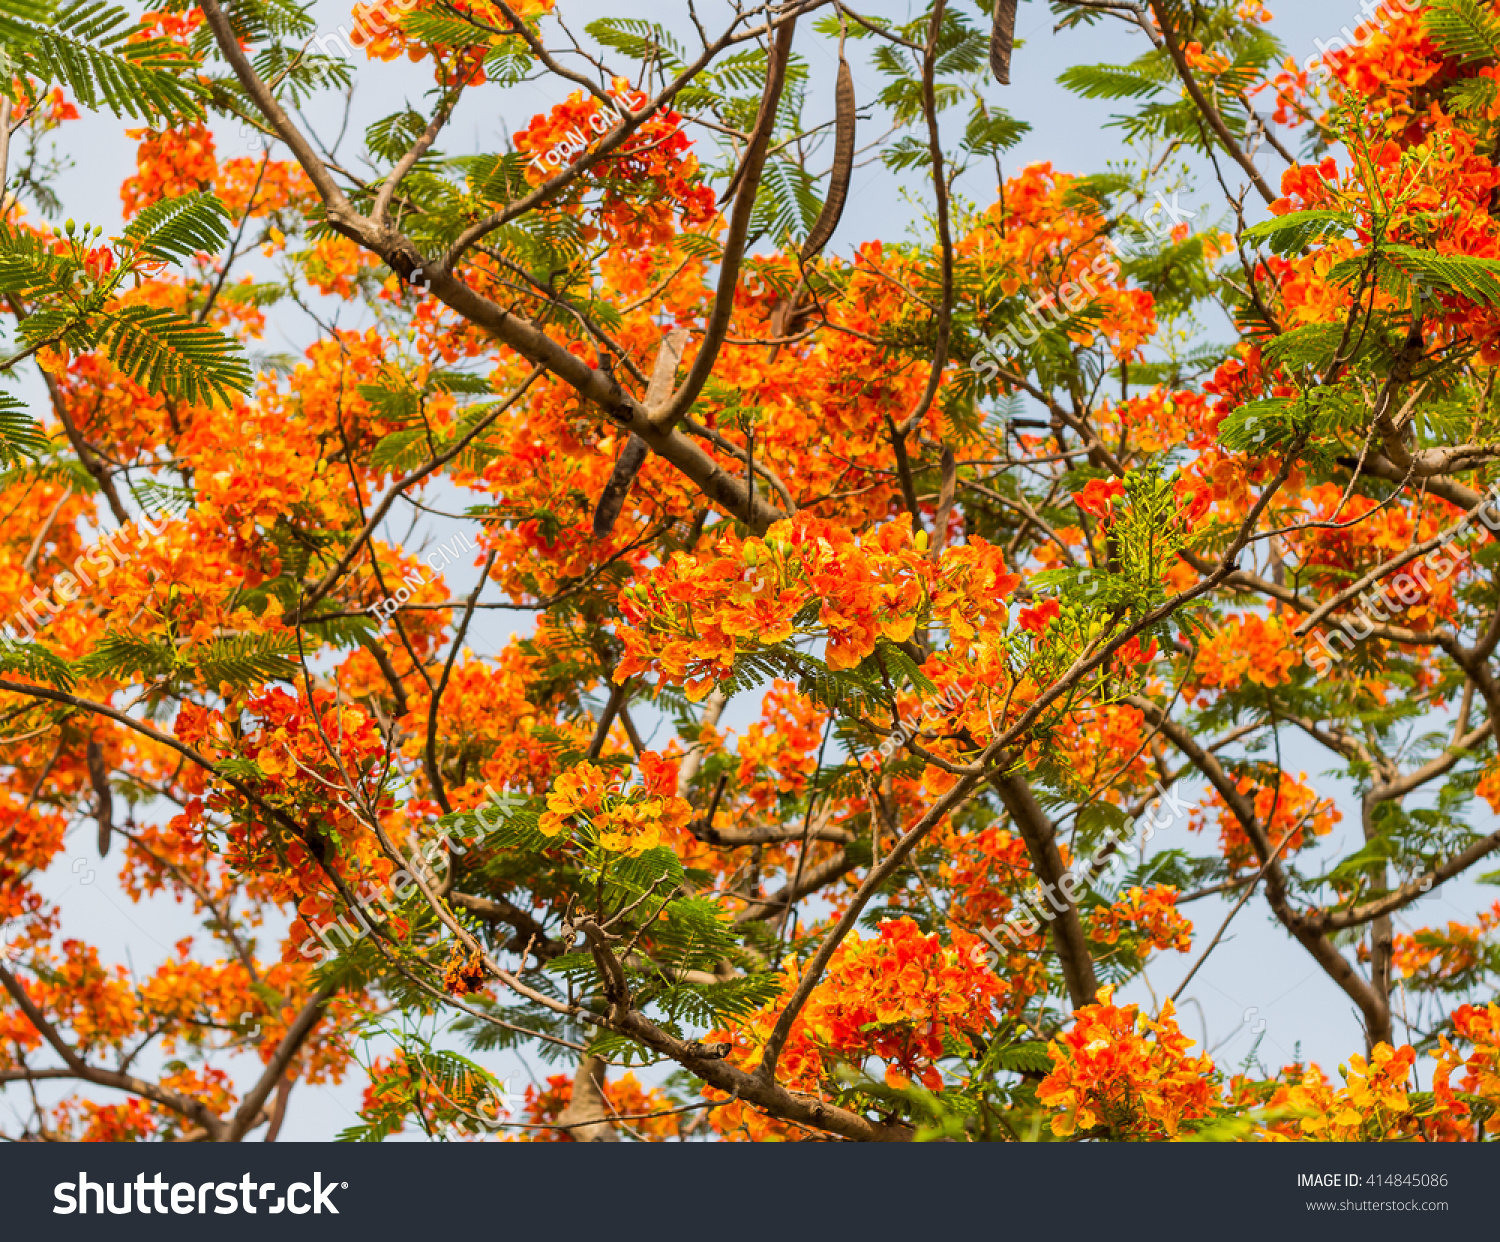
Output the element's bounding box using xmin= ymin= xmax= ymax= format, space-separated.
xmin=508 ymin=1067 xmax=682 ymax=1142
xmin=705 ymin=918 xmax=1001 ymax=1138
xmin=1264 ymin=1044 xmax=1418 ymax=1141
xmin=1194 ymin=771 xmax=1338 ymax=876
xmin=615 ymin=512 xmax=1020 ymax=699
xmin=512 ymin=80 xmax=716 ymax=248
xmin=1433 ymin=1002 xmax=1500 ymax=1139
xmin=1088 ymin=886 xmax=1194 ymax=955
xmin=539 ymin=760 xmax=692 ymax=856
xmin=1037 ymin=986 xmax=1217 ymax=1139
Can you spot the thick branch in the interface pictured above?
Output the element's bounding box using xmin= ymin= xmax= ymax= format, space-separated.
xmin=225 ymin=980 xmax=338 ymax=1141
xmin=652 ymin=18 xmax=798 ymax=432
xmin=990 ymin=772 xmax=1099 ymax=1010
xmin=1126 ymin=694 xmax=1391 ymax=1043
xmin=1148 ymin=0 xmax=1275 ymax=203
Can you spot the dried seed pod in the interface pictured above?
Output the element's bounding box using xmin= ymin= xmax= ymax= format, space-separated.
xmin=765 ymin=52 xmax=855 ymax=362
xmin=87 ymin=738 xmax=113 ymax=858
xmin=930 ymin=444 xmax=957 ymax=559
xmin=990 ymin=0 xmax=1018 ymax=86
xmin=592 ymin=434 xmax=650 ymax=538
xmin=591 ymin=329 xmax=686 ymax=537
xmin=719 ymin=20 xmax=798 ymax=207
xmin=800 ymin=52 xmax=856 ymax=263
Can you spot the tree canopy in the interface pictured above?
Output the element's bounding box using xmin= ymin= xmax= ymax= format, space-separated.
xmin=0 ymin=0 xmax=1497 ymax=1142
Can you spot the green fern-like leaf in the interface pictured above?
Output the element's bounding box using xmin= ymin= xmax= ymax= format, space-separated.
xmin=0 ymin=219 xmax=80 ymax=296
xmin=991 ymin=1041 xmax=1053 ymax=1075
xmin=584 ymin=17 xmax=686 ymax=72
xmin=1386 ymin=244 xmax=1500 ymax=305
xmin=1240 ymin=210 xmax=1352 ymax=257
xmin=92 ymin=306 xmax=253 ymax=406
xmin=399 ymin=9 xmax=492 ymax=48
xmin=192 ymin=633 xmax=300 ymax=687
xmin=1057 ymin=62 xmax=1164 ymax=101
xmin=0 ymin=637 xmax=76 ymax=688
xmin=1445 ymin=74 xmax=1498 ymax=116
xmin=120 ymin=191 xmax=232 ymax=265
xmin=1216 ymin=397 xmax=1300 ymax=452
xmin=357 ymin=381 xmax=421 ymax=425
xmin=0 ymin=392 xmax=51 ymax=466
xmin=961 ymin=107 xmax=1030 ymax=156
xmin=1262 ymin=323 xmax=1355 ymax=374
xmin=1424 ymin=0 xmax=1500 ymax=63
xmin=3 ymin=0 xmax=206 ymax=122
xmin=674 ymin=232 xmax=724 ymax=262
xmin=129 ymin=479 xmax=197 ymax=518
xmin=369 ymin=428 xmax=430 ymax=474
xmin=366 ymin=110 xmax=428 ymax=163
xmin=752 ymin=159 xmax=822 ymax=247
xmin=75 ymin=631 xmax=177 ymax=681
xmin=881 ymin=135 xmax=932 ymax=173
xmin=427 ymin=370 xmax=493 ymax=396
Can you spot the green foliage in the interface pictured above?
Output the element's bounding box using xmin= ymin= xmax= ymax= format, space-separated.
xmin=121 ymin=191 xmax=232 ymax=265
xmin=1386 ymin=244 xmax=1500 ymax=305
xmin=192 ymin=633 xmax=302 ymax=686
xmin=961 ymin=106 xmax=1030 ymax=156
xmin=1057 ymin=62 xmax=1165 ymax=102
xmin=0 ymin=636 xmax=76 ymax=687
xmin=129 ymin=479 xmax=197 ymax=517
xmin=1445 ymin=74 xmax=1499 ymax=117
xmin=0 ymin=392 xmax=51 ymax=467
xmin=991 ymin=1041 xmax=1052 ymax=1075
xmin=0 ymin=0 xmax=206 ymax=121
xmin=92 ymin=306 xmax=253 ymax=407
xmin=0 ymin=194 xmax=251 ymax=406
xmin=366 ymin=111 xmax=429 ymax=165
xmin=752 ymin=159 xmax=823 ymax=247
xmin=584 ymin=16 xmax=687 ymax=73
xmin=1216 ymin=397 xmax=1302 ymax=452
xmin=1241 ymin=209 xmax=1353 ymax=257
xmin=1423 ymin=0 xmax=1500 ymax=63
xmin=75 ymin=631 xmax=177 ymax=681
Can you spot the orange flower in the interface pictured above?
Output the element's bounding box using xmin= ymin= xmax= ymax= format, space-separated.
xmin=1071 ymin=477 xmax=1126 ymax=520
xmin=705 ymin=918 xmax=1002 ymax=1136
xmin=1266 ymin=1044 xmax=1420 ymax=1140
xmin=1018 ymin=596 xmax=1060 ymax=635
xmin=1039 ymin=986 xmax=1217 ymax=1138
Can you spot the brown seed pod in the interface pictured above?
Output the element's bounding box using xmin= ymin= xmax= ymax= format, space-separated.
xmin=591 ymin=329 xmax=686 ymax=537
xmin=990 ymin=0 xmax=1018 ymax=86
xmin=800 ymin=52 xmax=856 ymax=263
xmin=719 ymin=20 xmax=798 ymax=208
xmin=591 ymin=433 xmax=650 ymax=539
xmin=87 ymin=738 xmax=113 ymax=857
